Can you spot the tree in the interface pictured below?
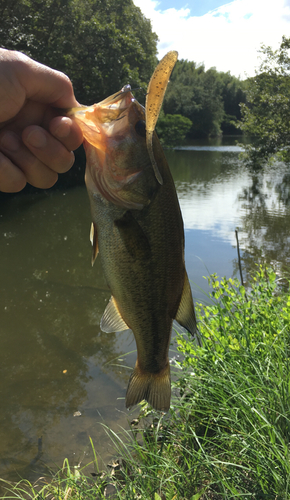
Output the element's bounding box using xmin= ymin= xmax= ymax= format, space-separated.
xmin=163 ymin=60 xmax=224 ymax=137
xmin=162 ymin=59 xmax=245 ymax=138
xmin=155 ymin=112 xmax=192 ymax=147
xmin=216 ymin=71 xmax=247 ymax=134
xmin=0 ymin=0 xmax=158 ymax=104
xmin=238 ymin=36 xmax=290 ymax=168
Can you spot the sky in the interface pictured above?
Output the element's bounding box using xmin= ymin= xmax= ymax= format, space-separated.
xmin=133 ymin=0 xmax=290 ymax=78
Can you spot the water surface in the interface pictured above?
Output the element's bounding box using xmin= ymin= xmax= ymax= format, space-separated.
xmin=1 ymin=137 xmax=289 ymax=483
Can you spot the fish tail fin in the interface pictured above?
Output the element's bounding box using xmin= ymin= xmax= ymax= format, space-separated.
xmin=126 ymin=361 xmax=171 ymax=412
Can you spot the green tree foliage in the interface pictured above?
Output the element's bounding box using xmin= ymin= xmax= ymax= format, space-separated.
xmin=0 ymin=0 xmax=246 ymax=141
xmin=217 ymin=71 xmax=247 ymax=134
xmin=239 ymin=36 xmax=290 ymax=168
xmin=155 ymin=111 xmax=192 ymax=147
xmin=0 ymin=0 xmax=158 ymax=104
xmin=163 ymin=60 xmax=223 ymax=137
xmin=162 ymin=59 xmax=246 ymax=138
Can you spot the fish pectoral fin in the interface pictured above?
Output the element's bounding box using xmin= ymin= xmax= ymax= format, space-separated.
xmin=100 ymin=296 xmax=129 ymax=333
xmin=175 ymin=272 xmax=201 ymax=345
xmin=114 ymin=211 xmax=151 ymax=261
xmin=90 ymin=222 xmax=99 ymax=266
xmin=126 ymin=360 xmax=171 ymax=412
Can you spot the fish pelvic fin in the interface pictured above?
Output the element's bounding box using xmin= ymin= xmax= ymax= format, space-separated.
xmin=90 ymin=222 xmax=99 ymax=266
xmin=101 ymin=296 xmax=129 ymax=333
xmin=126 ymin=361 xmax=171 ymax=412
xmin=176 ymin=271 xmax=202 ymax=347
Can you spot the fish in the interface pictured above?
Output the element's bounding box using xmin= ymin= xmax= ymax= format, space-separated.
xmin=68 ymin=51 xmax=199 ymax=412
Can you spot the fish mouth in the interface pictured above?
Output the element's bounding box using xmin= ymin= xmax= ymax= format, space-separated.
xmin=68 ymin=84 xmax=135 ymax=126
xmin=96 ymin=84 xmax=135 ymax=108
xmin=67 ymin=84 xmax=139 ymax=150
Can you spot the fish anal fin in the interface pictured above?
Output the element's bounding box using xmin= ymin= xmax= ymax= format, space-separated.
xmin=90 ymin=222 xmax=99 ymax=266
xmin=100 ymin=296 xmax=129 ymax=333
xmin=176 ymin=272 xmax=201 ymax=345
xmin=126 ymin=360 xmax=171 ymax=412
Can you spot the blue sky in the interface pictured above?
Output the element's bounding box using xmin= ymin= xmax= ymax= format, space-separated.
xmin=156 ymin=0 xmax=229 ymax=16
xmin=133 ymin=0 xmax=290 ymax=78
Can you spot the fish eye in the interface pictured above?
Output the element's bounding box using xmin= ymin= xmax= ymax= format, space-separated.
xmin=135 ymin=120 xmax=146 ymax=138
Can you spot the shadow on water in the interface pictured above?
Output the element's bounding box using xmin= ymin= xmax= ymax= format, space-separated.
xmin=0 ymin=187 xmax=139 ymax=486
xmin=1 ymin=138 xmax=290 ymax=486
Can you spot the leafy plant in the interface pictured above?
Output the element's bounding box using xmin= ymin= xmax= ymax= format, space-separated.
xmin=178 ymin=266 xmax=287 ymax=365
xmin=174 ymin=265 xmax=290 ymax=497
xmin=238 ymin=35 xmax=290 ymax=169
xmin=156 ymin=112 xmax=192 ymax=147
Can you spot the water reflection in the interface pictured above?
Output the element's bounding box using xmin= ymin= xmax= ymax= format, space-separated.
xmin=1 ymin=139 xmax=290 ymax=484
xmin=235 ymin=164 xmax=290 ymax=280
xmin=166 ymin=146 xmax=250 ymax=290
xmin=175 ymin=145 xmax=243 ymax=152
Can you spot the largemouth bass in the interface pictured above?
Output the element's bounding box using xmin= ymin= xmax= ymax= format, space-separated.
xmin=69 ymin=51 xmax=199 ymax=411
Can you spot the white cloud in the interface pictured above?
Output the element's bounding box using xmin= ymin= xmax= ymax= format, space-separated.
xmin=134 ymin=0 xmax=290 ymax=78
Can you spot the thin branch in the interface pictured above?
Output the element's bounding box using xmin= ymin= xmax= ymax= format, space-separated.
xmin=235 ymin=228 xmax=246 ymax=290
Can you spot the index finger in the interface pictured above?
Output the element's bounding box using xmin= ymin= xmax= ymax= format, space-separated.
xmin=0 ymin=49 xmax=78 ymax=123
xmin=13 ymin=51 xmax=78 ymax=108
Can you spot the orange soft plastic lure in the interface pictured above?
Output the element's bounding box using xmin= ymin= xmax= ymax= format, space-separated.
xmin=145 ymin=50 xmax=178 ymax=185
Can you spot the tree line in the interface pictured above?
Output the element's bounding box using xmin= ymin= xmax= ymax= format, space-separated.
xmin=159 ymin=60 xmax=247 ymax=144
xmin=0 ymin=0 xmax=247 ymax=144
xmin=0 ymin=0 xmax=158 ymax=104
xmin=2 ymin=0 xmax=286 ymax=163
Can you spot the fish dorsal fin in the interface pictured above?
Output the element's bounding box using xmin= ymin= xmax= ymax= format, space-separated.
xmin=90 ymin=222 xmax=99 ymax=266
xmin=175 ymin=272 xmax=201 ymax=345
xmin=100 ymin=296 xmax=129 ymax=333
xmin=145 ymin=50 xmax=178 ymax=185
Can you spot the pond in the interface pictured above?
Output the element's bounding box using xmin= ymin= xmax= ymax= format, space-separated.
xmin=1 ymin=136 xmax=290 ymax=485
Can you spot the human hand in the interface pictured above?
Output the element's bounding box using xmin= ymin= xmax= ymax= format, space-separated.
xmin=0 ymin=49 xmax=83 ymax=192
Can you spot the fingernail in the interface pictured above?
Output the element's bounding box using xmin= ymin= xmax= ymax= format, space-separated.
xmin=0 ymin=132 xmax=20 ymax=152
xmin=54 ymin=118 xmax=71 ymax=139
xmin=26 ymin=128 xmax=47 ymax=148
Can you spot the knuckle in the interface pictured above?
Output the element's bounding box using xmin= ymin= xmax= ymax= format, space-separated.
xmin=0 ymin=153 xmax=26 ymax=192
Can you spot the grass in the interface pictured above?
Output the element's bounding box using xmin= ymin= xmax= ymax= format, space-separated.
xmin=1 ymin=265 xmax=290 ymax=499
